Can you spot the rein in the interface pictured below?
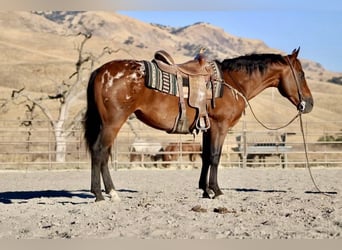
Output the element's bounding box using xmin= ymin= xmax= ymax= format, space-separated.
xmin=286 ymin=57 xmax=332 ymax=196
xmin=222 ymin=81 xmax=300 ymax=131
xmin=222 ymin=58 xmax=332 ymax=196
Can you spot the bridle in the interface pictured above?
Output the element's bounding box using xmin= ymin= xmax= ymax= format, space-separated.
xmin=285 ymin=56 xmax=306 ymax=113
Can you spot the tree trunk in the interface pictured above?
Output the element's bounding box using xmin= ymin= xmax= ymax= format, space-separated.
xmin=54 ymin=120 xmax=66 ymax=163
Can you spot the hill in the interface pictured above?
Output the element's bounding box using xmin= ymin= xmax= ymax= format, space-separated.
xmin=0 ymin=11 xmax=341 ymax=127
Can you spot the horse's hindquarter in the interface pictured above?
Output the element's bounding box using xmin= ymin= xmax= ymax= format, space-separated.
xmin=92 ymin=60 xmax=145 ymax=123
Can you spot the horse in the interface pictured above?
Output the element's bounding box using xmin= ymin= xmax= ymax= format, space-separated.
xmin=162 ymin=141 xmax=202 ymax=166
xmin=129 ymin=139 xmax=164 ymax=165
xmin=83 ymin=48 xmax=313 ymax=201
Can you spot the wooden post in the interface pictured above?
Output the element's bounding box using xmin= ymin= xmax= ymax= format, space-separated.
xmin=242 ymin=116 xmax=247 ymax=168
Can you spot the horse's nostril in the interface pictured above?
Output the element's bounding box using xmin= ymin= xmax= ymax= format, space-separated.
xmin=298 ymin=98 xmax=314 ymax=113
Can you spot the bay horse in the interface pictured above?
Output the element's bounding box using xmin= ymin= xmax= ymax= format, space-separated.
xmin=162 ymin=141 xmax=202 ymax=166
xmin=84 ymin=48 xmax=313 ymax=201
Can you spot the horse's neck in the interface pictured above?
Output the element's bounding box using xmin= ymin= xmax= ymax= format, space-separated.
xmin=231 ymin=69 xmax=279 ymax=100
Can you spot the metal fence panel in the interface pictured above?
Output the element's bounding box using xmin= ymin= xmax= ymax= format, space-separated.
xmin=0 ymin=119 xmax=341 ymax=170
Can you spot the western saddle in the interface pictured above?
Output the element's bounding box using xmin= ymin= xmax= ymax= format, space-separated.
xmin=152 ymin=49 xmax=214 ymax=133
xmin=154 ymin=48 xmax=210 ymax=76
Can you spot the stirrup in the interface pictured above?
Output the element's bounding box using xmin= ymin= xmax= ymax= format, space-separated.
xmin=196 ymin=114 xmax=210 ymax=131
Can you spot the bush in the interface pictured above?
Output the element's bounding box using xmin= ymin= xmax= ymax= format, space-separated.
xmin=327 ymin=76 xmax=342 ymax=85
xmin=124 ymin=36 xmax=134 ymax=45
xmin=318 ymin=131 xmax=342 ymax=147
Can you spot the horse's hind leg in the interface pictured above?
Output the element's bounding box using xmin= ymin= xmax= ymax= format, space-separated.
xmin=100 ymin=126 xmax=122 ymax=201
xmin=91 ymin=126 xmax=120 ymax=202
xmin=90 ymin=140 xmax=107 ymax=202
xmin=101 ymin=148 xmax=120 ymax=202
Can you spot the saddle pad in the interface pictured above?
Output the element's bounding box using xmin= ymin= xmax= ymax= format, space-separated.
xmin=208 ymin=61 xmax=224 ymax=98
xmin=144 ymin=61 xmax=180 ymax=96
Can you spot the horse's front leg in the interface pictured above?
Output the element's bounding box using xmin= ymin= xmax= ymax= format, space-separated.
xmin=199 ymin=131 xmax=212 ymax=198
xmin=208 ymin=146 xmax=224 ymax=198
xmin=206 ymin=124 xmax=228 ymax=199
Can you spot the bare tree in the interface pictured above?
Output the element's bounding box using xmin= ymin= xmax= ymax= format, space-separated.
xmin=3 ymin=32 xmax=120 ymax=162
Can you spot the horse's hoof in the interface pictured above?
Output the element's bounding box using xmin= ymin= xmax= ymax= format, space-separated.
xmin=213 ymin=194 xmax=223 ymax=199
xmin=207 ymin=189 xmax=214 ymax=195
xmin=95 ymin=196 xmax=105 ymax=202
xmin=202 ymin=192 xmax=212 ymax=199
xmin=202 ymin=191 xmax=212 ymax=199
xmin=109 ymin=190 xmax=121 ymax=202
xmin=213 ymin=191 xmax=224 ymax=199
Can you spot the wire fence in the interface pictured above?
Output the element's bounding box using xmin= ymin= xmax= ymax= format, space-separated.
xmin=0 ymin=118 xmax=341 ymax=170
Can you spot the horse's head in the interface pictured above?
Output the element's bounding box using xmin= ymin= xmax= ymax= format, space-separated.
xmin=278 ymin=48 xmax=313 ymax=114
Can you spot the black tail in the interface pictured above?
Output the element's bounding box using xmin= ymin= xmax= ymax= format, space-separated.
xmin=83 ymin=70 xmax=101 ymax=152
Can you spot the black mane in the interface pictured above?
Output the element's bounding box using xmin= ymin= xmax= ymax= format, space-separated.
xmin=220 ymin=53 xmax=287 ymax=75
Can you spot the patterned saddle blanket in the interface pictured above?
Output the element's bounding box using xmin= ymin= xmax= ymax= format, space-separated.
xmin=143 ymin=60 xmax=223 ymax=99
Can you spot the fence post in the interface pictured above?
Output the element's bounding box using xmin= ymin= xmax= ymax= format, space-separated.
xmin=242 ymin=117 xmax=247 ymax=168
xmin=113 ymin=139 xmax=118 ymax=171
xmin=179 ymin=134 xmax=183 ymax=166
xmin=78 ymin=127 xmax=81 ymax=169
xmin=48 ymin=120 xmax=52 ymax=169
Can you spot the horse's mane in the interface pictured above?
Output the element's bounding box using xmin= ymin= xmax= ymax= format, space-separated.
xmin=219 ymin=53 xmax=287 ymax=75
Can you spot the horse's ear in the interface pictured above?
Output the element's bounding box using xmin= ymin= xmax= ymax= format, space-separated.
xmin=291 ymin=47 xmax=300 ymax=58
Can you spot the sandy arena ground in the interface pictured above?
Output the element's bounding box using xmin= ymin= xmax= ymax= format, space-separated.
xmin=0 ymin=167 xmax=341 ymax=239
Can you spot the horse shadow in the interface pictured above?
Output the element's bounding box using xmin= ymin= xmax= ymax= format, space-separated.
xmin=0 ymin=188 xmax=139 ymax=204
xmin=0 ymin=190 xmax=94 ymax=204
xmin=226 ymin=188 xmax=337 ymax=195
xmin=225 ymin=187 xmax=287 ymax=193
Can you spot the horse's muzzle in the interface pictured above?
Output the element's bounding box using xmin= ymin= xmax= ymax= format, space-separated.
xmin=298 ymin=97 xmax=313 ymax=114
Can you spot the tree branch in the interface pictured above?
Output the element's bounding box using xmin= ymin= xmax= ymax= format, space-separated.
xmin=12 ymin=90 xmax=55 ymax=128
xmin=11 ymin=87 xmax=25 ymax=98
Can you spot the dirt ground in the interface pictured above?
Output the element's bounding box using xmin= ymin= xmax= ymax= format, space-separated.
xmin=0 ymin=167 xmax=341 ymax=239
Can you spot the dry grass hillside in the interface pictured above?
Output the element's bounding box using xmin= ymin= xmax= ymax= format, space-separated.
xmin=0 ymin=11 xmax=341 ymax=130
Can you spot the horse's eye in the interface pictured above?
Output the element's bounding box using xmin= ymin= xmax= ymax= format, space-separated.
xmin=298 ymin=71 xmax=305 ymax=80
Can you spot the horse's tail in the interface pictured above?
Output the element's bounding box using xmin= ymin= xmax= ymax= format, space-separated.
xmin=83 ymin=69 xmax=101 ymax=152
